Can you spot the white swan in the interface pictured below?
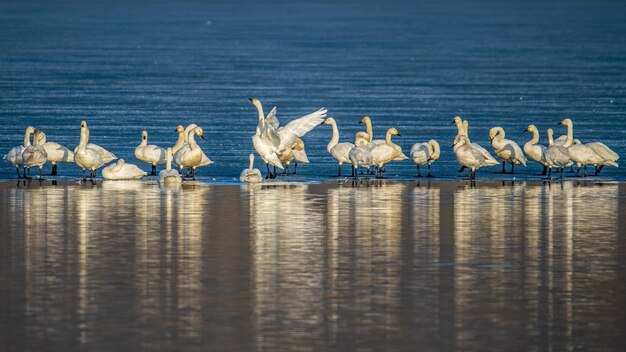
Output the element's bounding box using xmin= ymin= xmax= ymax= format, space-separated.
xmin=72 ymin=123 xmax=117 ymax=164
xmin=102 ymin=159 xmax=147 ymax=180
xmin=74 ymin=120 xmax=105 ymax=181
xmin=159 ymin=147 xmax=182 ymax=185
xmin=586 ymin=142 xmax=619 ymax=175
xmin=359 ymin=116 xmax=408 ymax=161
xmin=371 ymin=128 xmax=403 ymax=178
xmin=182 ymin=124 xmax=214 ymax=168
xmin=240 ymin=153 xmax=263 ymax=183
xmin=410 ymin=139 xmax=440 ymax=177
xmin=172 ymin=125 xmax=186 ymax=154
xmin=250 ymin=98 xmax=326 ymax=178
xmin=452 ymin=135 xmax=488 ymax=180
xmin=554 ymin=118 xmax=573 ymax=147
xmin=135 ymin=130 xmax=166 ymax=175
xmin=489 ymin=127 xmax=527 ymax=173
xmin=36 ymin=131 xmax=74 ymax=176
xmin=287 ymin=138 xmax=309 ymax=175
xmin=173 ymin=126 xmax=205 ymax=179
xmin=544 ymin=128 xmax=571 ymax=179
xmin=523 ymin=125 xmax=548 ymax=175
xmin=324 ymin=117 xmax=354 ymax=176
xmin=22 ymin=129 xmax=48 ymax=179
xmin=349 ymin=137 xmax=373 ymax=179
xmin=4 ymin=126 xmax=35 ymax=178
xmin=567 ymin=139 xmax=604 ymax=177
xmin=452 ymin=117 xmax=499 ymax=172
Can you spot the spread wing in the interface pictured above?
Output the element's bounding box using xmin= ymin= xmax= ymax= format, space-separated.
xmin=277 ymin=108 xmax=327 ymax=150
xmin=266 ymin=107 xmax=279 ymax=130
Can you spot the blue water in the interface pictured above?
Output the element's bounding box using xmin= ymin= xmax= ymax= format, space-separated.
xmin=1 ymin=0 xmax=625 ymax=182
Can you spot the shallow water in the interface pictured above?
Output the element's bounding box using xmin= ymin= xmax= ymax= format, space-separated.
xmin=0 ymin=0 xmax=625 ymax=182
xmin=1 ymin=181 xmax=625 ymax=350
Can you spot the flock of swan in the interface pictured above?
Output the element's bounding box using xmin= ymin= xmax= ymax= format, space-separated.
xmin=3 ymin=99 xmax=620 ymax=184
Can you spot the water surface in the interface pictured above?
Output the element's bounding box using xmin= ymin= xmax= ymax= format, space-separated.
xmin=1 ymin=181 xmax=625 ymax=350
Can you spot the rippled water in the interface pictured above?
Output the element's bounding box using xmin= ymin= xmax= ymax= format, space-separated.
xmin=0 ymin=0 xmax=625 ymax=182
xmin=1 ymin=181 xmax=625 ymax=350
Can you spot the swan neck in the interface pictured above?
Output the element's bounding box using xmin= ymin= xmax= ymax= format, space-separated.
xmin=255 ymin=102 xmax=265 ymax=123
xmin=327 ymin=121 xmax=339 ymax=152
xmin=566 ymin=121 xmax=573 ymax=144
xmin=385 ymin=131 xmax=398 ymax=149
xmin=187 ymin=129 xmax=198 ymax=149
xmin=23 ymin=130 xmax=32 ymax=147
xmin=112 ymin=160 xmax=125 ymax=172
xmin=365 ymin=119 xmax=373 ymax=141
xmin=249 ymin=155 xmax=254 ymax=171
xmin=431 ymin=141 xmax=440 ymax=158
xmin=529 ymin=129 xmax=539 ymax=145
xmin=548 ymin=131 xmax=554 ymax=146
xmin=166 ymin=149 xmax=172 ymax=170
xmin=79 ymin=127 xmax=89 ymax=148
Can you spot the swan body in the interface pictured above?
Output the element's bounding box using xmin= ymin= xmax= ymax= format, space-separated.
xmin=452 ymin=117 xmax=499 ymax=166
xmin=371 ymin=128 xmax=403 ymax=177
xmin=453 ymin=135 xmax=486 ymax=179
xmin=22 ymin=129 xmax=48 ymax=178
xmin=489 ymin=127 xmax=527 ymax=173
xmin=523 ymin=124 xmax=548 ymax=174
xmin=102 ymin=159 xmax=147 ymax=180
xmin=72 ymin=129 xmax=117 ymax=164
xmin=359 ymin=116 xmax=386 ymax=147
xmin=181 ymin=124 xmax=213 ymax=167
xmin=173 ymin=126 xmax=205 ymax=179
xmin=567 ymin=140 xmax=604 ymax=176
xmin=159 ymin=147 xmax=182 ymax=185
xmin=349 ymin=137 xmax=373 ymax=178
xmin=324 ymin=117 xmax=354 ymax=175
xmin=4 ymin=126 xmax=35 ymax=178
xmin=36 ymin=131 xmax=74 ymax=175
xmin=545 ymin=128 xmax=571 ymax=178
xmin=410 ymin=140 xmax=440 ymax=177
xmin=250 ymin=98 xmax=326 ymax=178
xmin=74 ymin=121 xmax=105 ymax=180
xmin=586 ymin=142 xmax=619 ymax=167
xmin=286 ymin=138 xmax=309 ymax=174
xmin=240 ymin=153 xmax=263 ymax=183
xmin=135 ymin=130 xmax=166 ymax=175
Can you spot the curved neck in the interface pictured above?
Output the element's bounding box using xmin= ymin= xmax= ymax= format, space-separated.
xmin=547 ymin=131 xmax=555 ymax=146
xmin=327 ymin=121 xmax=339 ymax=152
xmin=187 ymin=130 xmax=198 ymax=149
xmin=385 ymin=131 xmax=398 ymax=148
xmin=174 ymin=131 xmax=185 ymax=149
xmin=528 ymin=129 xmax=539 ymax=145
xmin=23 ymin=130 xmax=32 ymax=147
xmin=112 ymin=160 xmax=125 ymax=172
xmin=430 ymin=141 xmax=440 ymax=158
xmin=364 ymin=119 xmax=373 ymax=141
xmin=255 ymin=103 xmax=265 ymax=123
xmin=565 ymin=122 xmax=573 ymax=144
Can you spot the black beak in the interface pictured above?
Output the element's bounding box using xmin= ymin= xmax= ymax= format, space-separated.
xmin=359 ymin=121 xmax=363 ymax=124
xmin=450 ymin=120 xmax=455 ymax=124
xmin=396 ymin=133 xmax=401 ymax=136
xmin=524 ymin=128 xmax=529 ymax=132
xmin=556 ymin=122 xmax=562 ymax=125
xmin=199 ymin=135 xmax=204 ymax=140
xmin=248 ymin=98 xmax=254 ymax=102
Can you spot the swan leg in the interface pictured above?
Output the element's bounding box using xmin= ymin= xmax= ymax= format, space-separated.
xmin=559 ymin=167 xmax=564 ymax=179
xmin=15 ymin=167 xmax=22 ymax=179
xmin=50 ymin=164 xmax=57 ymax=176
xmin=426 ymin=164 xmax=433 ymax=178
xmin=414 ymin=165 xmax=422 ymax=177
xmin=597 ymin=165 xmax=604 ymax=175
xmin=584 ymin=165 xmax=588 ymax=177
xmin=38 ymin=167 xmax=44 ymax=181
xmin=337 ymin=164 xmax=342 ymax=177
xmin=82 ymin=169 xmax=86 ymax=181
xmin=511 ymin=163 xmax=515 ymax=174
xmin=265 ymin=163 xmax=271 ymax=179
xmin=540 ymin=165 xmax=547 ymax=176
xmin=293 ymin=163 xmax=298 ymax=175
xmin=575 ymin=165 xmax=581 ymax=177
xmin=566 ymin=165 xmax=575 ymax=173
xmin=352 ymin=165 xmax=358 ymax=179
xmin=151 ymin=164 xmax=156 ymax=176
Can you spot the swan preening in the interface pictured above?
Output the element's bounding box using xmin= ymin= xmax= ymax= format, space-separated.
xmin=102 ymin=159 xmax=147 ymax=180
xmin=410 ymin=140 xmax=440 ymax=177
xmin=3 ymin=107 xmax=620 ymax=182
xmin=250 ymin=98 xmax=326 ymax=178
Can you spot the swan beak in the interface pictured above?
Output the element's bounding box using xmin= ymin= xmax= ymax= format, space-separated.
xmin=358 ymin=120 xmax=363 ymax=124
xmin=396 ymin=133 xmax=401 ymax=136
xmin=450 ymin=120 xmax=455 ymax=124
xmin=248 ymin=98 xmax=254 ymax=102
xmin=524 ymin=127 xmax=529 ymax=132
xmin=199 ymin=134 xmax=204 ymax=140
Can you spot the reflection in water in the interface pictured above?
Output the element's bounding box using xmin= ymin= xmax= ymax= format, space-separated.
xmin=1 ymin=182 xmax=624 ymax=350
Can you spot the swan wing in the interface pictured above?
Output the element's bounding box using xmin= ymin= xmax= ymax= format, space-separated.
xmin=277 ymin=108 xmax=327 ymax=150
xmin=266 ymin=107 xmax=279 ymax=129
xmin=291 ymin=149 xmax=309 ymax=164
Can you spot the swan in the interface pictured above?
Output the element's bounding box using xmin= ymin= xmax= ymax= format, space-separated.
xmin=451 ymin=117 xmax=499 ymax=173
xmin=135 ymin=130 xmax=166 ymax=175
xmin=240 ymin=153 xmax=263 ymax=183
xmin=324 ymin=117 xmax=354 ymax=176
xmin=349 ymin=137 xmax=373 ymax=179
xmin=287 ymin=138 xmax=309 ymax=175
xmin=72 ymin=123 xmax=117 ymax=164
xmin=74 ymin=121 xmax=105 ymax=181
xmin=172 ymin=125 xmax=186 ymax=154
xmin=182 ymin=124 xmax=214 ymax=168
xmin=22 ymin=129 xmax=48 ymax=179
xmin=567 ymin=139 xmax=604 ymax=177
xmin=4 ymin=126 xmax=35 ymax=178
xmin=410 ymin=140 xmax=440 ymax=177
xmin=523 ymin=125 xmax=548 ymax=175
xmin=489 ymin=127 xmax=527 ymax=173
xmin=371 ymin=128 xmax=403 ymax=178
xmin=586 ymin=142 xmax=619 ymax=175
xmin=453 ymin=135 xmax=498 ymax=180
xmin=36 ymin=131 xmax=74 ymax=176
xmin=102 ymin=159 xmax=147 ymax=180
xmin=359 ymin=116 xmax=386 ymax=147
xmin=159 ymin=147 xmax=182 ymax=185
xmin=250 ymin=98 xmax=326 ymax=178
xmin=544 ymin=128 xmax=571 ymax=179
xmin=173 ymin=126 xmax=205 ymax=179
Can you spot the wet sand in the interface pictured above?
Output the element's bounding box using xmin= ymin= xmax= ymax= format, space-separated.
xmin=1 ymin=180 xmax=625 ymax=351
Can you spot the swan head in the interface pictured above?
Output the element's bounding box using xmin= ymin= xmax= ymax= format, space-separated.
xmin=547 ymin=128 xmax=554 ymax=139
xmin=142 ymin=130 xmax=148 ymax=141
xmin=323 ymin=117 xmax=336 ymax=125
xmin=248 ymin=98 xmax=261 ymax=107
xmin=248 ymin=153 xmax=254 ymax=163
xmin=117 ymin=159 xmax=126 ymax=166
xmin=176 ymin=125 xmax=184 ymax=133
xmin=452 ymin=116 xmax=462 ymax=125
xmin=194 ymin=127 xmax=204 ymax=139
xmin=35 ymin=131 xmax=47 ymax=145
xmin=559 ymin=118 xmax=572 ymax=126
xmin=573 ymin=139 xmax=582 ymax=145
xmin=524 ymin=124 xmax=537 ymax=133
xmin=359 ymin=116 xmax=371 ymax=124
xmin=25 ymin=126 xmax=36 ymax=134
xmin=489 ymin=127 xmax=502 ymax=141
xmin=80 ymin=121 xmax=88 ymax=129
xmin=388 ymin=127 xmax=400 ymax=136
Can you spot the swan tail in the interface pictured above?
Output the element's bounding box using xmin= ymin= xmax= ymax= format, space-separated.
xmin=266 ymin=153 xmax=284 ymax=169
